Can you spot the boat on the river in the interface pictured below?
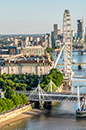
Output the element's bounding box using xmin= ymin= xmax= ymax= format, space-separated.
xmin=76 ymin=109 xmax=86 ymax=118
xmin=76 ymin=93 xmax=86 ymax=118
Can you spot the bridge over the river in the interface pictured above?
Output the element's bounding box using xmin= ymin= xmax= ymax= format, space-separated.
xmin=27 ymin=82 xmax=82 ymax=105
xmin=57 ymin=62 xmax=86 ymax=66
xmin=72 ymin=49 xmax=86 ymax=54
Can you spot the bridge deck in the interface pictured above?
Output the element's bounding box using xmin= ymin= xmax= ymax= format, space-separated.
xmin=57 ymin=63 xmax=86 ymax=66
xmin=28 ymin=93 xmax=82 ymax=103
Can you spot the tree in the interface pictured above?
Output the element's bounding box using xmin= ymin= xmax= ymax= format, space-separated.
xmin=0 ymin=73 xmax=39 ymax=91
xmin=21 ymin=86 xmax=26 ymax=91
xmin=12 ymin=74 xmax=16 ymax=80
xmin=13 ymin=78 xmax=18 ymax=83
xmin=2 ymin=85 xmax=11 ymax=92
xmin=45 ymin=47 xmax=54 ymax=53
xmin=11 ymin=95 xmax=20 ymax=106
xmin=19 ymin=75 xmax=22 ymax=80
xmin=19 ymin=93 xmax=27 ymax=104
xmin=5 ymin=88 xmax=15 ymax=99
xmin=23 ymin=76 xmax=26 ymax=80
xmin=16 ymin=93 xmax=23 ymax=105
xmin=0 ymin=99 xmax=7 ymax=113
xmin=2 ymin=86 xmax=7 ymax=91
xmin=41 ymin=68 xmax=63 ymax=91
xmin=2 ymin=98 xmax=14 ymax=110
xmin=7 ymin=74 xmax=12 ymax=79
xmin=2 ymin=73 xmax=7 ymax=80
xmin=0 ymin=106 xmax=2 ymax=113
xmin=0 ymin=78 xmax=4 ymax=87
xmin=27 ymin=85 xmax=31 ymax=90
xmin=15 ymin=83 xmax=20 ymax=90
xmin=6 ymin=79 xmax=15 ymax=87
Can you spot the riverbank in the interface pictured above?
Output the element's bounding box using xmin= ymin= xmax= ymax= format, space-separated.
xmin=0 ymin=108 xmax=48 ymax=130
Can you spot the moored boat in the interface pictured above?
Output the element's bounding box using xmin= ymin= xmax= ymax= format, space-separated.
xmin=76 ymin=109 xmax=86 ymax=118
xmin=76 ymin=92 xmax=86 ymax=118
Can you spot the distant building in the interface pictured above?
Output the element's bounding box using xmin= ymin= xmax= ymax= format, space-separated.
xmin=51 ymin=31 xmax=54 ymax=47
xmin=53 ymin=24 xmax=62 ymax=47
xmin=7 ymin=38 xmax=10 ymax=42
xmin=8 ymin=46 xmax=16 ymax=55
xmin=0 ymin=49 xmax=8 ymax=55
xmin=77 ymin=19 xmax=84 ymax=41
xmin=54 ymin=24 xmax=58 ymax=39
xmin=58 ymin=29 xmax=61 ymax=39
xmin=23 ymin=46 xmax=44 ymax=56
xmin=71 ymin=30 xmax=74 ymax=37
xmin=42 ymin=34 xmax=52 ymax=48
xmin=15 ymin=39 xmax=18 ymax=46
xmin=25 ymin=37 xmax=29 ymax=46
xmin=18 ymin=40 xmax=22 ymax=47
xmin=26 ymin=37 xmax=29 ymax=42
xmin=47 ymin=33 xmax=52 ymax=48
xmin=58 ymin=29 xmax=60 ymax=35
xmin=37 ymin=37 xmax=40 ymax=43
xmin=30 ymin=37 xmax=33 ymax=41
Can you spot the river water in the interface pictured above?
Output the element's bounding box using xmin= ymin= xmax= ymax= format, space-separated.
xmin=2 ymin=51 xmax=86 ymax=130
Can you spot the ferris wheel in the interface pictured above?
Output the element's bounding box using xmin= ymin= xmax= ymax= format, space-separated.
xmin=63 ymin=10 xmax=72 ymax=81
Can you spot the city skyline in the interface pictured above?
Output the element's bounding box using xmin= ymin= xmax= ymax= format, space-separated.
xmin=0 ymin=0 xmax=86 ymax=34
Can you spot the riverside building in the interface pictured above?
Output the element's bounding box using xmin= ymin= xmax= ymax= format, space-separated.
xmin=0 ymin=54 xmax=54 ymax=76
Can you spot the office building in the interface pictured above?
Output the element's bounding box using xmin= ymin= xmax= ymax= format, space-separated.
xmin=54 ymin=24 xmax=58 ymax=39
xmin=51 ymin=31 xmax=54 ymax=47
xmin=77 ymin=19 xmax=84 ymax=40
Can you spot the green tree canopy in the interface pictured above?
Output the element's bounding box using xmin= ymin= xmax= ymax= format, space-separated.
xmin=41 ymin=68 xmax=63 ymax=90
xmin=11 ymin=95 xmax=21 ymax=106
xmin=45 ymin=47 xmax=54 ymax=53
xmin=2 ymin=98 xmax=14 ymax=110
xmin=0 ymin=78 xmax=4 ymax=87
xmin=0 ymin=99 xmax=7 ymax=113
xmin=5 ymin=88 xmax=15 ymax=99
xmin=16 ymin=93 xmax=23 ymax=105
xmin=19 ymin=93 xmax=27 ymax=104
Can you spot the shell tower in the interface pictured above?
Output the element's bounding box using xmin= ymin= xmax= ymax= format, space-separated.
xmin=63 ymin=9 xmax=72 ymax=83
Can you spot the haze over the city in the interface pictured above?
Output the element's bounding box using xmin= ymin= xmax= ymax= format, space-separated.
xmin=0 ymin=0 xmax=86 ymax=34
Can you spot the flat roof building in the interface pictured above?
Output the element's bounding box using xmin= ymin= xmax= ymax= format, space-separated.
xmin=77 ymin=19 xmax=84 ymax=40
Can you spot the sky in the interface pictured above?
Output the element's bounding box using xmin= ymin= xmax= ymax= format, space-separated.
xmin=0 ymin=0 xmax=86 ymax=34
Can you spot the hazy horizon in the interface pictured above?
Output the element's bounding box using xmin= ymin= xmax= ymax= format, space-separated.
xmin=0 ymin=0 xmax=86 ymax=34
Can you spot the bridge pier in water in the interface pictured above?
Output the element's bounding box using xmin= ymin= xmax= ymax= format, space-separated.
xmin=81 ymin=51 xmax=83 ymax=55
xmin=34 ymin=101 xmax=52 ymax=109
xmin=43 ymin=102 xmax=52 ymax=109
xmin=78 ymin=64 xmax=82 ymax=70
xmin=34 ymin=101 xmax=44 ymax=109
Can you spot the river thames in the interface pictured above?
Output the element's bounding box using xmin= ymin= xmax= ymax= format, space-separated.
xmin=2 ymin=51 xmax=86 ymax=130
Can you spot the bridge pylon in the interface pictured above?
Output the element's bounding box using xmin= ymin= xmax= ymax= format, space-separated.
xmin=28 ymin=82 xmax=52 ymax=108
xmin=44 ymin=80 xmax=57 ymax=92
